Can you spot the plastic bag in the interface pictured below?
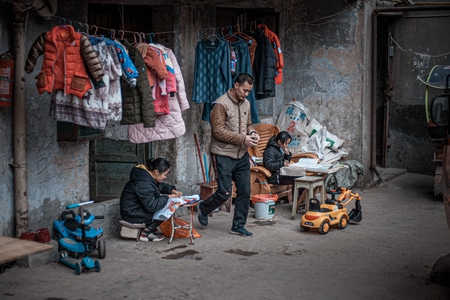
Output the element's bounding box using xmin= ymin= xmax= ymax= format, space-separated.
xmin=306 ymin=118 xmax=344 ymax=151
xmin=276 ymin=100 xmax=311 ymax=153
xmin=159 ymin=218 xmax=201 ymax=238
xmin=302 ymin=126 xmax=327 ymax=160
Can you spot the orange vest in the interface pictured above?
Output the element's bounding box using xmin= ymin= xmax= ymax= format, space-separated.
xmin=38 ymin=25 xmax=92 ymax=98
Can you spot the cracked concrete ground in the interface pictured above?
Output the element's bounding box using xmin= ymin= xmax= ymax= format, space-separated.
xmin=1 ymin=172 xmax=450 ymax=300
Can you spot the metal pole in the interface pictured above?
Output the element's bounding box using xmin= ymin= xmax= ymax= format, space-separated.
xmin=12 ymin=3 xmax=28 ymax=237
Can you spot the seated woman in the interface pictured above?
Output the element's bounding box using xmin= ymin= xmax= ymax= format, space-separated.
xmin=263 ymin=131 xmax=303 ymax=204
xmin=120 ymin=157 xmax=182 ymax=242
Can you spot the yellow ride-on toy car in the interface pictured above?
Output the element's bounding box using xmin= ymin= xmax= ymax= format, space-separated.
xmin=300 ymin=188 xmax=362 ymax=234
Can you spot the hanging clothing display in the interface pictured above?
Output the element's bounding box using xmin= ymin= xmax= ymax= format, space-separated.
xmin=229 ymin=38 xmax=259 ymax=124
xmin=49 ymin=39 xmax=123 ymax=129
xmin=192 ymin=38 xmax=232 ymax=122
xmin=103 ymin=38 xmax=139 ymax=87
xmin=135 ymin=43 xmax=167 ymax=88
xmin=251 ymin=27 xmax=277 ymax=99
xmin=150 ymin=43 xmax=177 ymax=95
xmin=119 ymin=39 xmax=156 ymax=128
xmin=258 ymin=24 xmax=284 ymax=85
xmin=136 ymin=43 xmax=169 ymax=116
xmin=25 ymin=25 xmax=104 ymax=99
xmin=234 ymin=32 xmax=257 ymax=67
xmin=128 ymin=46 xmax=189 ymax=143
xmin=104 ymin=44 xmax=124 ymax=122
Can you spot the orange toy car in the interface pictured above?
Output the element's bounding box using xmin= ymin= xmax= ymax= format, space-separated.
xmin=300 ymin=188 xmax=362 ymax=234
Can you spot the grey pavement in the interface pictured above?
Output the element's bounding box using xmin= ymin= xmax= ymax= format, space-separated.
xmin=1 ymin=171 xmax=450 ymax=300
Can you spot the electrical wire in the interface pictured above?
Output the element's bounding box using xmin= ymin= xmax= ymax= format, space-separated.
xmin=389 ymin=31 xmax=450 ymax=57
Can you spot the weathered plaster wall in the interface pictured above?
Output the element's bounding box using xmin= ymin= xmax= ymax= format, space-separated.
xmin=0 ymin=1 xmax=91 ymax=236
xmin=25 ymin=3 xmax=90 ymax=231
xmin=0 ymin=1 xmax=14 ymax=236
xmin=1 ymin=0 xmax=374 ymax=237
xmin=281 ymin=1 xmax=370 ymax=171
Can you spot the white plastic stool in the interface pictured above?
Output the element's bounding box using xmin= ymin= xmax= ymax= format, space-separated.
xmin=291 ymin=176 xmax=326 ymax=220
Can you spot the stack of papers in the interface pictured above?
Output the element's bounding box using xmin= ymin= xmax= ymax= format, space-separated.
xmin=291 ymin=158 xmax=333 ymax=172
xmin=154 ymin=195 xmax=200 ymax=220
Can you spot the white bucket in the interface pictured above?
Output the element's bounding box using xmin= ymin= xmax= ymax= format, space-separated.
xmin=254 ymin=200 xmax=275 ymax=220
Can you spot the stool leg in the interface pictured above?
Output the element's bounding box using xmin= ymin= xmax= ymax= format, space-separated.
xmin=169 ymin=215 xmax=175 ymax=244
xmin=291 ymin=183 xmax=299 ymax=220
xmin=189 ymin=205 xmax=195 ymax=245
xmin=136 ymin=227 xmax=140 ymax=242
xmin=307 ymin=187 xmax=314 ymax=212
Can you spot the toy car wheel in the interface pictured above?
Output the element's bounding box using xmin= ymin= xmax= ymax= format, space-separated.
xmin=59 ymin=251 xmax=68 ymax=259
xmin=319 ymin=220 xmax=330 ymax=234
xmin=94 ymin=260 xmax=101 ymax=272
xmin=98 ymin=239 xmax=106 ymax=259
xmin=338 ymin=215 xmax=347 ymax=229
xmin=300 ymin=225 xmax=310 ymax=232
xmin=75 ymin=262 xmax=82 ymax=275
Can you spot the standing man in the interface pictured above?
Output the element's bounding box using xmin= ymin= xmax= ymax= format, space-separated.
xmin=198 ymin=73 xmax=260 ymax=237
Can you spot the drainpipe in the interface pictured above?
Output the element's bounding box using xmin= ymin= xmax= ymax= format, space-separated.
xmin=371 ymin=4 xmax=450 ymax=183
xmin=11 ymin=3 xmax=28 ymax=237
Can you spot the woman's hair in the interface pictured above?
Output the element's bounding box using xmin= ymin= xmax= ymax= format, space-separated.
xmin=276 ymin=131 xmax=292 ymax=144
xmin=267 ymin=131 xmax=292 ymax=147
xmin=147 ymin=157 xmax=171 ymax=172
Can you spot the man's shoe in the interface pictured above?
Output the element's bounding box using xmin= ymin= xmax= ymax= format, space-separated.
xmin=197 ymin=202 xmax=208 ymax=226
xmin=229 ymin=227 xmax=253 ymax=237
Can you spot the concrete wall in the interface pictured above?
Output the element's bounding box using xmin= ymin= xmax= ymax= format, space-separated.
xmin=0 ymin=0 xmax=371 ymax=237
xmin=0 ymin=1 xmax=14 ymax=237
xmin=2 ymin=0 xmax=418 ymax=237
xmin=281 ymin=0 xmax=372 ymax=176
xmin=0 ymin=1 xmax=90 ymax=237
xmin=385 ymin=9 xmax=450 ymax=174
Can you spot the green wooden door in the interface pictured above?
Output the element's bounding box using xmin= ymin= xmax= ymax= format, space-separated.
xmin=89 ymin=139 xmax=149 ymax=202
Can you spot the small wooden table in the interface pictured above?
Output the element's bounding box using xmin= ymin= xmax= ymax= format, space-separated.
xmin=169 ymin=201 xmax=199 ymax=245
xmin=0 ymin=236 xmax=53 ymax=265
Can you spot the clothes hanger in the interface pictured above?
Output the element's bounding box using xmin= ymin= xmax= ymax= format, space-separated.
xmin=148 ymin=32 xmax=155 ymax=44
xmin=203 ymin=27 xmax=218 ymax=42
xmin=225 ymin=26 xmax=242 ymax=43
xmin=77 ymin=22 xmax=95 ymax=40
xmin=89 ymin=25 xmax=99 ymax=37
xmin=132 ymin=32 xmax=141 ymax=46
xmin=118 ymin=30 xmax=125 ymax=40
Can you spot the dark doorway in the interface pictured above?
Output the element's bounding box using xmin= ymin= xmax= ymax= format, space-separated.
xmin=87 ymin=4 xmax=154 ymax=202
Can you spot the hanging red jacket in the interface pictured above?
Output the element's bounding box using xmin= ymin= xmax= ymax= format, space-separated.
xmin=25 ymin=25 xmax=104 ymax=98
xmin=258 ymin=24 xmax=284 ymax=85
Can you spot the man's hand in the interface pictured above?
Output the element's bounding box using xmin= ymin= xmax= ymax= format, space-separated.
xmin=245 ymin=134 xmax=258 ymax=148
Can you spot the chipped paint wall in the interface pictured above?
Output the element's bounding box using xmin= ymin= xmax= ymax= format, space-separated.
xmin=281 ymin=0 xmax=371 ymax=175
xmin=1 ymin=0 xmax=376 ymax=236
xmin=0 ymin=1 xmax=90 ymax=236
xmin=0 ymin=1 xmax=14 ymax=236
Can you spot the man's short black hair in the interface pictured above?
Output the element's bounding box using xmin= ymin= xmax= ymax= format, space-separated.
xmin=234 ymin=73 xmax=253 ymax=85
